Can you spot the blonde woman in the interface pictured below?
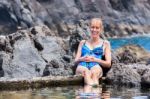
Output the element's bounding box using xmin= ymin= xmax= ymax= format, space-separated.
xmin=75 ymin=18 xmax=111 ymax=86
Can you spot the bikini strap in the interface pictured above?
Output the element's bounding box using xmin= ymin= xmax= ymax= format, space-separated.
xmin=102 ymin=40 xmax=104 ymax=47
xmin=83 ymin=40 xmax=86 ymax=45
xmin=99 ymin=39 xmax=104 ymax=48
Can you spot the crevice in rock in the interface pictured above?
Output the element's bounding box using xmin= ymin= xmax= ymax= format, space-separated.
xmin=33 ymin=39 xmax=44 ymax=51
xmin=31 ymin=28 xmax=38 ymax=35
xmin=42 ymin=63 xmax=52 ymax=76
xmin=37 ymin=0 xmax=54 ymax=3
xmin=0 ymin=55 xmax=4 ymax=77
xmin=35 ymin=64 xmax=41 ymax=76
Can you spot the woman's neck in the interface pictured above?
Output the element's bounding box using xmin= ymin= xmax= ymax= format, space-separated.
xmin=90 ymin=37 xmax=100 ymax=43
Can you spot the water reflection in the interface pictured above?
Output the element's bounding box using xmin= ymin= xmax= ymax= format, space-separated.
xmin=76 ymin=85 xmax=110 ymax=99
xmin=0 ymin=85 xmax=150 ymax=99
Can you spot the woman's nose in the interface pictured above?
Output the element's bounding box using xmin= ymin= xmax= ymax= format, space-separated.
xmin=92 ymin=28 xmax=97 ymax=31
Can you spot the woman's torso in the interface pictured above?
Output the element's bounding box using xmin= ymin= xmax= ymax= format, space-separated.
xmin=81 ymin=39 xmax=105 ymax=59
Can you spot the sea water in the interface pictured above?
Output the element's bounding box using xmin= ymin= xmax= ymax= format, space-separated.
xmin=109 ymin=35 xmax=150 ymax=52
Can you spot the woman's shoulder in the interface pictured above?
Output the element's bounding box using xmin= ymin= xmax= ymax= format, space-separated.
xmin=103 ymin=40 xmax=110 ymax=47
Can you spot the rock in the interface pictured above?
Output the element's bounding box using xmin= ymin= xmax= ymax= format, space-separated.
xmin=3 ymin=31 xmax=46 ymax=78
xmin=106 ymin=63 xmax=141 ymax=86
xmin=131 ymin=64 xmax=150 ymax=76
xmin=106 ymin=63 xmax=150 ymax=86
xmin=30 ymin=25 xmax=55 ymax=36
xmin=35 ymin=36 xmax=65 ymax=62
xmin=0 ymin=36 xmax=6 ymax=51
xmin=0 ymin=54 xmax=4 ymax=77
xmin=141 ymin=68 xmax=150 ymax=86
xmin=69 ymin=31 xmax=82 ymax=56
xmin=146 ymin=59 xmax=150 ymax=65
xmin=42 ymin=63 xmax=51 ymax=76
xmin=33 ymin=38 xmax=44 ymax=51
xmin=118 ymin=49 xmax=137 ymax=64
xmin=0 ymin=0 xmax=150 ymax=38
xmin=50 ymin=59 xmax=60 ymax=68
xmin=114 ymin=44 xmax=150 ymax=63
xmin=0 ymin=52 xmax=11 ymax=78
xmin=0 ymin=75 xmax=83 ymax=90
xmin=62 ymin=55 xmax=72 ymax=63
xmin=0 ymin=25 xmax=74 ymax=78
xmin=43 ymin=59 xmax=73 ymax=76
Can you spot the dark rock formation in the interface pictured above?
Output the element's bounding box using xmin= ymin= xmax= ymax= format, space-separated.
xmin=105 ymin=45 xmax=150 ymax=86
xmin=141 ymin=68 xmax=150 ymax=86
xmin=106 ymin=63 xmax=141 ymax=86
xmin=0 ymin=0 xmax=150 ymax=38
xmin=115 ymin=44 xmax=150 ymax=63
xmin=0 ymin=25 xmax=73 ymax=79
xmin=0 ymin=54 xmax=4 ymax=77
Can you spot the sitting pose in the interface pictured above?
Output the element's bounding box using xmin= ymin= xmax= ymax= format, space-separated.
xmin=75 ymin=18 xmax=111 ymax=86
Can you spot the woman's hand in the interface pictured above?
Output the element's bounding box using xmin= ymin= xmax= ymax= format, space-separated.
xmin=82 ymin=56 xmax=95 ymax=62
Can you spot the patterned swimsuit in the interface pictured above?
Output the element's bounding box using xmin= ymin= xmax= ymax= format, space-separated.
xmin=79 ymin=41 xmax=104 ymax=69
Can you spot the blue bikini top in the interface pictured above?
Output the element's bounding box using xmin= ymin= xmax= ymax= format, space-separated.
xmin=81 ymin=40 xmax=104 ymax=59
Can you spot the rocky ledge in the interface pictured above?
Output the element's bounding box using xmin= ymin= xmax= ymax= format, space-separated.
xmin=106 ymin=45 xmax=150 ymax=87
xmin=0 ymin=25 xmax=150 ymax=89
xmin=0 ymin=25 xmax=74 ymax=79
xmin=0 ymin=75 xmax=83 ymax=90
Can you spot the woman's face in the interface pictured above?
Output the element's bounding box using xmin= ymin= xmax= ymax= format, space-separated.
xmin=90 ymin=19 xmax=101 ymax=38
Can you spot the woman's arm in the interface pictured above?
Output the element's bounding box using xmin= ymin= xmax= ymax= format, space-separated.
xmin=94 ymin=40 xmax=112 ymax=68
xmin=74 ymin=40 xmax=86 ymax=64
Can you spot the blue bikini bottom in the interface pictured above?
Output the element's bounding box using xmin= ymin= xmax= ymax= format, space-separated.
xmin=79 ymin=62 xmax=100 ymax=69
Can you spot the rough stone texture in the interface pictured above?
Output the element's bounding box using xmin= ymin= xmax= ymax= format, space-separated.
xmin=0 ymin=25 xmax=150 ymax=87
xmin=105 ymin=45 xmax=150 ymax=86
xmin=106 ymin=63 xmax=141 ymax=86
xmin=0 ymin=75 xmax=83 ymax=90
xmin=115 ymin=44 xmax=150 ymax=63
xmin=36 ymin=36 xmax=65 ymax=61
xmin=0 ymin=25 xmax=73 ymax=79
xmin=128 ymin=64 xmax=150 ymax=86
xmin=141 ymin=68 xmax=150 ymax=86
xmin=4 ymin=31 xmax=46 ymax=78
xmin=0 ymin=0 xmax=150 ymax=38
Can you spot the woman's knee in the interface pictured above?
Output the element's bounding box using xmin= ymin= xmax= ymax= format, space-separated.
xmin=91 ymin=66 xmax=103 ymax=76
xmin=76 ymin=65 xmax=88 ymax=74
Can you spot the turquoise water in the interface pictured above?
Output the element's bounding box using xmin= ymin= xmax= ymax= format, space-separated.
xmin=0 ymin=85 xmax=149 ymax=99
xmin=109 ymin=35 xmax=150 ymax=52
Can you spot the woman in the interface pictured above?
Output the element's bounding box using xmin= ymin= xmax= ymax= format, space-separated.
xmin=75 ymin=18 xmax=111 ymax=86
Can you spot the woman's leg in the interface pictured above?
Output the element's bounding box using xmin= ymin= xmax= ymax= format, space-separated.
xmin=90 ymin=65 xmax=103 ymax=85
xmin=76 ymin=65 xmax=93 ymax=85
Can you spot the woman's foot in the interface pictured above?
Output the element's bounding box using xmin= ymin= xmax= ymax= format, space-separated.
xmin=85 ymin=83 xmax=99 ymax=88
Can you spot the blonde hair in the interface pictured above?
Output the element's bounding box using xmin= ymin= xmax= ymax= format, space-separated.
xmin=90 ymin=18 xmax=104 ymax=33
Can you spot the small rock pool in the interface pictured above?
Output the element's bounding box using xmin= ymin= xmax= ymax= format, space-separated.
xmin=0 ymin=85 xmax=149 ymax=99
